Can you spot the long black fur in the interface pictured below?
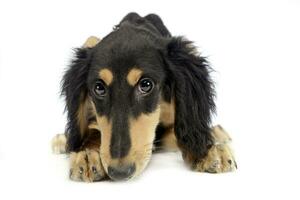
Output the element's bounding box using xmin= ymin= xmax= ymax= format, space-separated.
xmin=165 ymin=37 xmax=216 ymax=160
xmin=61 ymin=48 xmax=93 ymax=152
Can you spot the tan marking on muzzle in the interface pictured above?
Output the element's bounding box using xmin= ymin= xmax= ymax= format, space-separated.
xmin=95 ymin=116 xmax=112 ymax=171
xmin=93 ymin=100 xmax=161 ymax=179
xmin=99 ymin=69 xmax=113 ymax=86
xmin=126 ymin=68 xmax=143 ymax=86
xmin=128 ymin=107 xmax=161 ymax=177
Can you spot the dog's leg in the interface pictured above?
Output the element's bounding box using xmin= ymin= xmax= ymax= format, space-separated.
xmin=55 ymin=35 xmax=104 ymax=182
xmin=69 ymin=129 xmax=107 ymax=182
xmin=160 ymin=127 xmax=178 ymax=151
xmin=182 ymin=125 xmax=237 ymax=173
xmin=52 ymin=129 xmax=106 ymax=182
xmin=154 ymin=126 xmax=178 ymax=151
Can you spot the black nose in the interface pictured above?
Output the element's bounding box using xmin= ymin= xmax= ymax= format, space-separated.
xmin=107 ymin=164 xmax=136 ymax=181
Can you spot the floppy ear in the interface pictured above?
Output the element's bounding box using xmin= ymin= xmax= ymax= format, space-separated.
xmin=61 ymin=36 xmax=100 ymax=152
xmin=164 ymin=37 xmax=216 ymax=161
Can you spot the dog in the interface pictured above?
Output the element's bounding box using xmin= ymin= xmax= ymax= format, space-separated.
xmin=52 ymin=13 xmax=236 ymax=182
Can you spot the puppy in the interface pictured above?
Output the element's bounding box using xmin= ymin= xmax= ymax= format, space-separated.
xmin=52 ymin=13 xmax=236 ymax=182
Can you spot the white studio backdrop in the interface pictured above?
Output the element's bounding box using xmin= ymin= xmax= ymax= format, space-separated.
xmin=0 ymin=0 xmax=299 ymax=199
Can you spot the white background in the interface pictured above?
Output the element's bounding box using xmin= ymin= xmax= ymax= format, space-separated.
xmin=0 ymin=0 xmax=299 ymax=199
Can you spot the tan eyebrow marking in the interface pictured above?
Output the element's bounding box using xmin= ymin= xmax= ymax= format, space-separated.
xmin=127 ymin=68 xmax=143 ymax=86
xmin=99 ymin=68 xmax=113 ymax=85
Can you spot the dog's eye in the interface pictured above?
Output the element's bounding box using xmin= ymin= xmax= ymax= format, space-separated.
xmin=138 ymin=78 xmax=154 ymax=94
xmin=94 ymin=81 xmax=106 ymax=97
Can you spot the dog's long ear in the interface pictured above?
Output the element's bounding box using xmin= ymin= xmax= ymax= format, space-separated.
xmin=164 ymin=37 xmax=216 ymax=161
xmin=61 ymin=36 xmax=100 ymax=152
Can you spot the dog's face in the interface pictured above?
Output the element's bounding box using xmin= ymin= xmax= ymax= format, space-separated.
xmin=87 ymin=27 xmax=166 ymax=180
xmin=63 ymin=14 xmax=215 ymax=181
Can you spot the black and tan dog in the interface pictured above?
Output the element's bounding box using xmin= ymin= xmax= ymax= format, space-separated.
xmin=52 ymin=13 xmax=236 ymax=182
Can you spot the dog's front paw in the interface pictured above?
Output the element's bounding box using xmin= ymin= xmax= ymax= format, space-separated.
xmin=195 ymin=143 xmax=237 ymax=173
xmin=69 ymin=149 xmax=106 ymax=182
xmin=195 ymin=125 xmax=237 ymax=173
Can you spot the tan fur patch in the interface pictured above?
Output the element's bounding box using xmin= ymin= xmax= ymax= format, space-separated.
xmin=128 ymin=107 xmax=161 ymax=176
xmin=160 ymin=127 xmax=178 ymax=151
xmin=88 ymin=121 xmax=100 ymax=131
xmin=99 ymin=68 xmax=113 ymax=86
xmin=126 ymin=68 xmax=143 ymax=86
xmin=96 ymin=116 xmax=112 ymax=170
xmin=83 ymin=36 xmax=100 ymax=48
xmin=77 ymin=95 xmax=93 ymax=136
xmin=159 ymin=99 xmax=175 ymax=126
xmin=211 ymin=125 xmax=232 ymax=145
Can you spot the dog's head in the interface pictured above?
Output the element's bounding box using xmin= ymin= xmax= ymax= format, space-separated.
xmin=62 ymin=13 xmax=215 ymax=180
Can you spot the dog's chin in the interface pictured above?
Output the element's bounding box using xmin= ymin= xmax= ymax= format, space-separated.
xmin=131 ymin=153 xmax=153 ymax=180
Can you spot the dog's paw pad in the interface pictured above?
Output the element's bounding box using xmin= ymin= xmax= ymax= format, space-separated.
xmin=69 ymin=150 xmax=106 ymax=182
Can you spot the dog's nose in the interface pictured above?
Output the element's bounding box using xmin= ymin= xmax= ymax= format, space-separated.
xmin=107 ymin=164 xmax=136 ymax=181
